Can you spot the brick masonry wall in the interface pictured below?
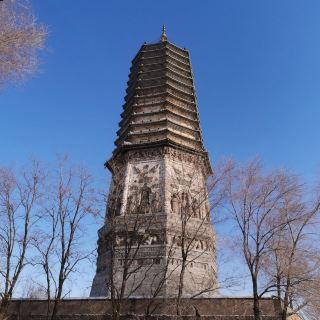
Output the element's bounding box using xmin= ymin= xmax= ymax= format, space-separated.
xmin=4 ymin=298 xmax=282 ymax=319
xmin=6 ymin=316 xmax=279 ymax=320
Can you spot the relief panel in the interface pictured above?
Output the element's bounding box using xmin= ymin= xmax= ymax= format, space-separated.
xmin=165 ymin=159 xmax=209 ymax=220
xmin=124 ymin=160 xmax=164 ymax=215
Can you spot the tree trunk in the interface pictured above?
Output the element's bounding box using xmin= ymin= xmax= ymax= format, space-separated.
xmin=252 ymin=276 xmax=261 ymax=320
xmin=111 ymin=300 xmax=121 ymax=320
xmin=176 ymin=260 xmax=186 ymax=315
xmin=281 ymin=309 xmax=288 ymax=320
xmin=50 ymin=298 xmax=60 ymax=320
xmin=281 ymin=294 xmax=289 ymax=320
xmin=0 ymin=294 xmax=9 ymax=317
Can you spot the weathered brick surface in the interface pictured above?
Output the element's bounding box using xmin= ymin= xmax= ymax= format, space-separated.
xmin=4 ymin=298 xmax=281 ymax=319
xmin=7 ymin=317 xmax=279 ymax=320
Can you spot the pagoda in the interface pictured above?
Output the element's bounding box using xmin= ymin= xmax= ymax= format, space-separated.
xmin=90 ymin=26 xmax=217 ymax=298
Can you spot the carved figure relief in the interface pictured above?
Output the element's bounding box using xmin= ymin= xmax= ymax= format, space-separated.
xmin=172 ymin=166 xmax=193 ymax=187
xmin=171 ymin=193 xmax=180 ymax=214
xmin=107 ymin=197 xmax=115 ymax=215
xmin=116 ymin=233 xmax=162 ymax=247
xmin=133 ymin=164 xmax=158 ymax=184
xmin=126 ymin=192 xmax=138 ymax=215
xmin=171 ymin=192 xmax=200 ymax=218
xmin=116 ymin=235 xmax=125 ymax=246
xmin=144 ymin=235 xmax=159 ymax=245
xmin=139 ymin=183 xmax=151 ymax=213
xmin=195 ymin=239 xmax=206 ymax=250
xmin=181 ymin=192 xmax=191 ymax=216
xmin=126 ymin=162 xmax=163 ymax=214
xmin=151 ymin=191 xmax=161 ymax=213
xmin=108 ymin=186 xmax=124 ymax=216
xmin=107 ymin=167 xmax=125 ymax=216
xmin=166 ymin=234 xmax=212 ymax=252
xmin=168 ymin=161 xmax=211 ymax=221
xmin=171 ymin=235 xmax=182 ymax=247
xmin=115 ymin=191 xmax=123 ymax=216
xmin=191 ymin=197 xmax=201 ymax=218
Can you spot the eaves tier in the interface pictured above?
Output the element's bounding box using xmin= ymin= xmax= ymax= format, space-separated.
xmin=114 ymin=41 xmax=208 ymax=158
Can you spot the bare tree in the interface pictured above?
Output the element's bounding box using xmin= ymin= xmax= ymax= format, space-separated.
xmin=172 ymin=180 xmax=212 ymax=314
xmin=104 ymin=159 xmax=234 ymax=318
xmin=100 ymin=164 xmax=167 ymax=320
xmin=142 ymin=239 xmax=177 ymax=317
xmin=165 ymin=160 xmax=233 ymax=315
xmin=33 ymin=159 xmax=98 ymax=319
xmin=96 ymin=158 xmax=216 ymax=319
xmin=0 ymin=161 xmax=42 ymax=315
xmin=108 ymin=213 xmax=164 ymax=320
xmin=302 ymin=277 xmax=320 ymax=320
xmin=262 ymin=180 xmax=320 ymax=320
xmin=0 ymin=0 xmax=46 ymax=87
xmin=224 ymin=160 xmax=300 ymax=320
xmin=23 ymin=281 xmax=46 ymax=299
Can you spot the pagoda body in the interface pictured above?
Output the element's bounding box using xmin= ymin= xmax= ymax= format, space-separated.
xmin=90 ymin=29 xmax=217 ymax=298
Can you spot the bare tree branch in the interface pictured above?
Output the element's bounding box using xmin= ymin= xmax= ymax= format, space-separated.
xmin=0 ymin=0 xmax=47 ymax=87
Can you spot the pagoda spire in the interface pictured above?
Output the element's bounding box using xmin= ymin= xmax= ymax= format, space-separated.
xmin=160 ymin=24 xmax=167 ymax=42
xmin=113 ymin=30 xmax=209 ymax=156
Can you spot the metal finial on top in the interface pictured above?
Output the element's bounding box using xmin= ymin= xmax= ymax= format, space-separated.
xmin=160 ymin=24 xmax=167 ymax=42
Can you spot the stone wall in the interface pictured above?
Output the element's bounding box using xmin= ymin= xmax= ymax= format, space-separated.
xmin=6 ymin=316 xmax=281 ymax=320
xmin=4 ymin=298 xmax=283 ymax=319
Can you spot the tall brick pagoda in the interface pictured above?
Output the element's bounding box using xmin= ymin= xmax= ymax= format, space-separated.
xmin=90 ymin=26 xmax=217 ymax=298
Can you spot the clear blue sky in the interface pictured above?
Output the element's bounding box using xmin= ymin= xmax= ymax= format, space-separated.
xmin=1 ymin=0 xmax=320 ymax=180
xmin=1 ymin=0 xmax=320 ymax=297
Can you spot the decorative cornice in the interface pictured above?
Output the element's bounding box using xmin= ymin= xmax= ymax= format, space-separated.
xmin=106 ymin=145 xmax=212 ymax=177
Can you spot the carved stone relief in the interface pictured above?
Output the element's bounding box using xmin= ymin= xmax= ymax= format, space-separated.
xmin=107 ymin=168 xmax=125 ymax=216
xmin=126 ymin=192 xmax=138 ymax=215
xmin=125 ymin=162 xmax=163 ymax=214
xmin=170 ymin=193 xmax=180 ymax=214
xmin=139 ymin=183 xmax=152 ymax=213
xmin=125 ymin=146 xmax=211 ymax=177
xmin=170 ymin=191 xmax=198 ymax=216
xmin=191 ymin=197 xmax=201 ymax=218
xmin=151 ymin=191 xmax=161 ymax=213
xmin=144 ymin=234 xmax=160 ymax=245
xmin=166 ymin=233 xmax=214 ymax=254
xmin=167 ymin=161 xmax=209 ymax=220
xmin=115 ymin=232 xmax=163 ymax=247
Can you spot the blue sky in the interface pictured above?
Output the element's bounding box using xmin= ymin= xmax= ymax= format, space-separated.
xmin=1 ymin=0 xmax=320 ymax=296
xmin=1 ymin=0 xmax=320 ymax=181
